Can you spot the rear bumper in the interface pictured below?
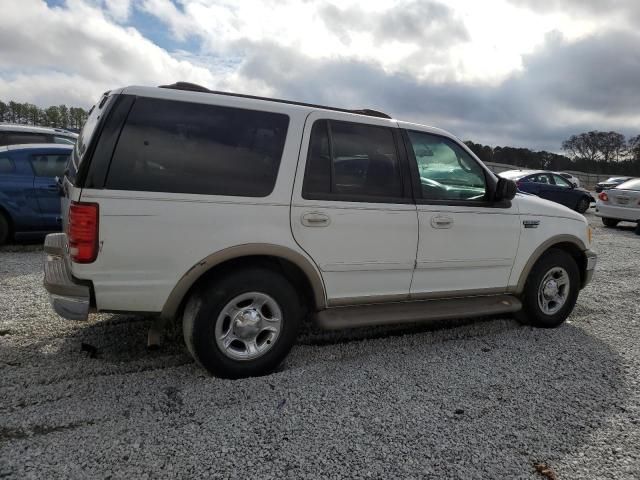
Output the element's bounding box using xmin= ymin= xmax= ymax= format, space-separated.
xmin=43 ymin=233 xmax=91 ymax=321
xmin=595 ymin=204 xmax=640 ymax=222
xmin=583 ymin=249 xmax=597 ymax=288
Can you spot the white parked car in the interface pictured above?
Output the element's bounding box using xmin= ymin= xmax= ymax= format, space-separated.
xmin=0 ymin=124 xmax=77 ymax=146
xmin=44 ymin=83 xmax=597 ymax=378
xmin=595 ymin=178 xmax=640 ymax=233
xmin=555 ymin=172 xmax=581 ymax=188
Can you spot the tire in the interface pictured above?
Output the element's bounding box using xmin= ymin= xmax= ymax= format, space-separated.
xmin=515 ymin=248 xmax=580 ymax=328
xmin=182 ymin=267 xmax=302 ymax=378
xmin=602 ymin=218 xmax=619 ymax=228
xmin=575 ymin=197 xmax=590 ymax=214
xmin=635 ymin=223 xmax=640 ymax=236
xmin=0 ymin=213 xmax=10 ymax=246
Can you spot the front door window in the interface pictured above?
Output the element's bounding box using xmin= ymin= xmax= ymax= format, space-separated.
xmin=406 ymin=130 xmax=486 ymax=201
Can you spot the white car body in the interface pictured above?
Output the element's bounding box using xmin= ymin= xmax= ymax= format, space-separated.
xmin=595 ymin=179 xmax=640 ymax=223
xmin=555 ymin=172 xmax=581 ymax=188
xmin=43 ymin=84 xmax=597 ymax=375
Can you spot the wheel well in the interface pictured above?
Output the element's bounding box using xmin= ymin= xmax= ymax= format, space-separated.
xmin=548 ymin=242 xmax=586 ymax=285
xmin=174 ymin=255 xmax=318 ymax=321
xmin=0 ymin=206 xmax=14 ymax=234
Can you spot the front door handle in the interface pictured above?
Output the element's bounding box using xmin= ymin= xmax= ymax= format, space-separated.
xmin=430 ymin=215 xmax=453 ymax=229
xmin=301 ymin=212 xmax=330 ymax=227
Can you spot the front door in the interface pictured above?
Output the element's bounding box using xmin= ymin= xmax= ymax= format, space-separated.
xmin=291 ymin=113 xmax=418 ymax=305
xmin=401 ymin=127 xmax=521 ymax=296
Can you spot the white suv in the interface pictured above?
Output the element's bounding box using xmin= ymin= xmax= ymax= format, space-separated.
xmin=44 ymin=82 xmax=597 ymax=378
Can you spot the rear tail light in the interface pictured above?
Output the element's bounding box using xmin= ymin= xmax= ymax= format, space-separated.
xmin=598 ymin=192 xmax=609 ymax=202
xmin=68 ymin=201 xmax=99 ymax=263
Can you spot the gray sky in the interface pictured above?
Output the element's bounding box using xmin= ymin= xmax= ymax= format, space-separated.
xmin=1 ymin=0 xmax=639 ymax=151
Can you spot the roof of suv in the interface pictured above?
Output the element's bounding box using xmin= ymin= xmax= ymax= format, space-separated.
xmin=0 ymin=124 xmax=78 ymax=138
xmin=0 ymin=143 xmax=74 ymax=152
xmin=117 ymin=82 xmax=458 ymax=141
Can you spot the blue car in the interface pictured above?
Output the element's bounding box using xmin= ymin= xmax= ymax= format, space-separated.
xmin=0 ymin=143 xmax=72 ymax=245
xmin=499 ymin=170 xmax=594 ymax=214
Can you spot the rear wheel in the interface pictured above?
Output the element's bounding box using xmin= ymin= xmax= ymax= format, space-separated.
xmin=602 ymin=217 xmax=619 ymax=228
xmin=515 ymin=249 xmax=580 ymax=328
xmin=182 ymin=267 xmax=302 ymax=378
xmin=0 ymin=213 xmax=10 ymax=246
xmin=575 ymin=197 xmax=590 ymax=214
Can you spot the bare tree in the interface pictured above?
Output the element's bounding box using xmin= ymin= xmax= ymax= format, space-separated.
xmin=562 ymin=130 xmax=626 ymax=163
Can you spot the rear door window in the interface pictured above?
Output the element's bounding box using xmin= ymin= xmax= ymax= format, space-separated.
xmin=302 ymin=120 xmax=403 ymax=200
xmin=106 ymin=98 xmax=289 ymax=197
xmin=29 ymin=153 xmax=70 ymax=177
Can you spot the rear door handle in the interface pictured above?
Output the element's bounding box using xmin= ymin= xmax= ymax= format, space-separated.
xmin=301 ymin=212 xmax=330 ymax=227
xmin=430 ymin=215 xmax=453 ymax=229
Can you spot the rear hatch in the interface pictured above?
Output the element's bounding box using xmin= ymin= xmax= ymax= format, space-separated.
xmin=61 ymin=92 xmax=116 ymax=229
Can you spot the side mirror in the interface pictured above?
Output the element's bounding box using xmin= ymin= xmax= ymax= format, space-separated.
xmin=494 ymin=177 xmax=517 ymax=202
xmin=571 ymin=182 xmax=577 ymax=189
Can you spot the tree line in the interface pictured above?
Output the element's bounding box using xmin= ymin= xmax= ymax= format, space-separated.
xmin=465 ymin=131 xmax=640 ymax=176
xmin=0 ymin=100 xmax=88 ymax=131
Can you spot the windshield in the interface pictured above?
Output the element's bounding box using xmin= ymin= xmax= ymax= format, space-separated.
xmin=69 ymin=93 xmax=114 ymax=182
xmin=616 ymin=179 xmax=640 ymax=191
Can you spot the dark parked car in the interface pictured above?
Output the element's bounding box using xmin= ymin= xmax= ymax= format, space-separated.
xmin=0 ymin=124 xmax=78 ymax=147
xmin=499 ymin=170 xmax=594 ymax=213
xmin=0 ymin=143 xmax=72 ymax=245
xmin=595 ymin=176 xmax=634 ymax=193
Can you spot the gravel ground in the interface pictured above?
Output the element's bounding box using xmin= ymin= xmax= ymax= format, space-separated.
xmin=1 ymin=210 xmax=639 ymax=479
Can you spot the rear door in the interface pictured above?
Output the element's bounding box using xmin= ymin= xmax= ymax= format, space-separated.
xmin=29 ymin=149 xmax=69 ymax=231
xmin=0 ymin=151 xmax=41 ymax=232
xmin=291 ymin=112 xmax=418 ymax=305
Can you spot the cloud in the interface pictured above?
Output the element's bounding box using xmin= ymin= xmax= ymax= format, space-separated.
xmin=318 ymin=1 xmax=469 ymax=47
xmin=508 ymin=0 xmax=640 ymax=23
xmin=0 ymin=0 xmax=215 ymax=106
xmin=1 ymin=0 xmax=639 ymax=152
xmin=237 ymin=29 xmax=640 ymax=150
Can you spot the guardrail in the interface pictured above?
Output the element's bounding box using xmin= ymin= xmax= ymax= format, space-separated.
xmin=484 ymin=162 xmax=614 ymax=190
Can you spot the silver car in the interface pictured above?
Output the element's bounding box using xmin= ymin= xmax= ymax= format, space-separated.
xmin=595 ymin=178 xmax=640 ymax=234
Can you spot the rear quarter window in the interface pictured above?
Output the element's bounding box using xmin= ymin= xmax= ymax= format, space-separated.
xmin=105 ymin=98 xmax=289 ymax=197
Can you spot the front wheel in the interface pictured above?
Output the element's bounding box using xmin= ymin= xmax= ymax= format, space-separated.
xmin=575 ymin=197 xmax=590 ymax=214
xmin=515 ymin=249 xmax=580 ymax=328
xmin=602 ymin=217 xmax=619 ymax=228
xmin=182 ymin=267 xmax=302 ymax=378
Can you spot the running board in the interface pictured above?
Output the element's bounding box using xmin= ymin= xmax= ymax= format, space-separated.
xmin=314 ymin=295 xmax=522 ymax=330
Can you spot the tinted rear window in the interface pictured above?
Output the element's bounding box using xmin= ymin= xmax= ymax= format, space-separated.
xmin=105 ymin=98 xmax=289 ymax=197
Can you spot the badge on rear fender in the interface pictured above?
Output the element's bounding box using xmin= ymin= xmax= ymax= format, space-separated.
xmin=523 ymin=220 xmax=540 ymax=228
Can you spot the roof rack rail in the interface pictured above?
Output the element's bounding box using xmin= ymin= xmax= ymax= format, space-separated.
xmin=158 ymin=82 xmax=392 ymax=119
